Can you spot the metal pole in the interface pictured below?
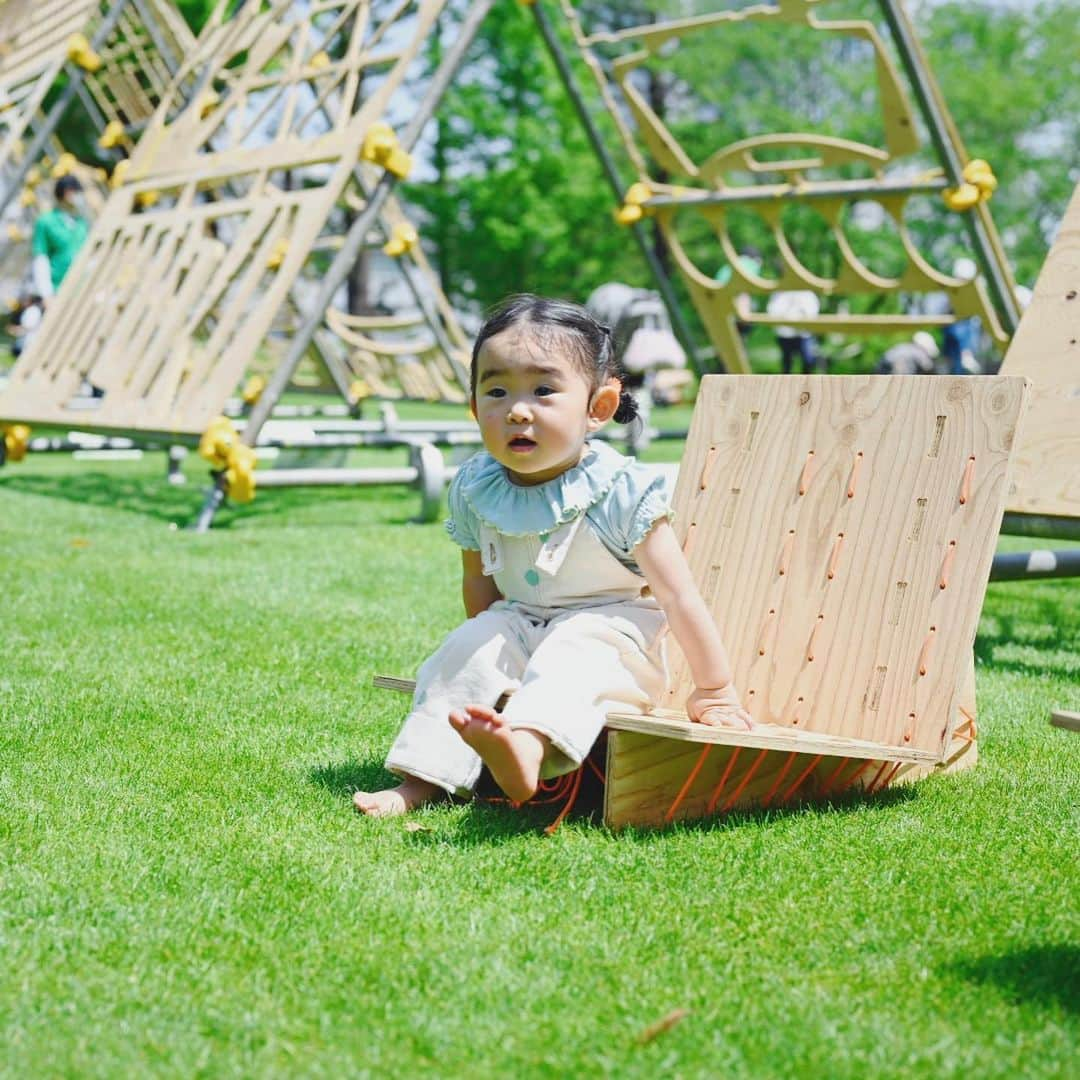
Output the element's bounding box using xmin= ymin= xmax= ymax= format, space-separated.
xmin=0 ymin=0 xmax=134 ymax=218
xmin=1000 ymin=513 xmax=1080 ymax=542
xmin=528 ymin=1 xmax=707 ymax=372
xmin=990 ymin=550 xmax=1080 ymax=582
xmin=877 ymin=0 xmax=1020 ymax=335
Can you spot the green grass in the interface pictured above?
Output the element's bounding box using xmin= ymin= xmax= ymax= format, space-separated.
xmin=1 ymin=439 xmax=1077 ymax=1078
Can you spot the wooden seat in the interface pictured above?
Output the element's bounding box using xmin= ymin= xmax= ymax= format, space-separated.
xmin=376 ymin=373 xmax=1027 ymax=828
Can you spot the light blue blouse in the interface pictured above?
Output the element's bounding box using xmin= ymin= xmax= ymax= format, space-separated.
xmin=446 ymin=440 xmax=672 ymax=574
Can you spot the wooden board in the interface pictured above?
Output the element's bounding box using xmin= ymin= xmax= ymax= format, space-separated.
xmin=603 ymin=374 xmax=1025 ymax=827
xmin=999 ymin=183 xmax=1080 ymax=519
xmin=1050 ymin=710 xmax=1080 ymax=733
xmin=659 ymin=375 xmax=1025 ymax=755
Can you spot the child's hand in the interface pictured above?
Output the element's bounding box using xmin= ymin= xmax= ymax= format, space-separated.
xmin=687 ymin=684 xmax=752 ymax=730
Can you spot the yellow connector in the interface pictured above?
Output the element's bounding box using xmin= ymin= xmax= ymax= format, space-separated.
xmin=241 ymin=374 xmax=266 ymax=405
xmin=51 ymin=152 xmax=77 ymax=178
xmin=383 ymin=221 xmax=418 ymax=258
xmin=266 ymin=237 xmax=290 ymax=270
xmin=615 ymin=181 xmax=653 ymax=225
xmin=110 ymin=160 xmax=131 ymax=189
xmin=360 ymin=123 xmax=412 ymax=179
xmin=98 ymin=120 xmax=126 ymax=149
xmin=3 ymin=424 xmax=31 ymax=463
xmin=67 ymin=34 xmax=102 ymax=73
xmin=944 ymin=159 xmax=998 ymax=212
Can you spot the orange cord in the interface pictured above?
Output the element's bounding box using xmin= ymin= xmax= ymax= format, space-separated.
xmin=664 ymin=745 xmax=712 ymax=823
xmin=798 ymin=450 xmax=816 ymax=496
xmin=959 ymin=455 xmax=975 ymax=504
xmin=760 ymin=752 xmax=797 ymax=808
xmin=846 ymin=451 xmax=863 ymax=499
xmin=543 ymin=766 xmax=583 ymax=835
xmin=705 ymin=747 xmax=743 ymax=814
xmin=721 ymin=748 xmax=768 ymax=813
xmin=780 ymin=754 xmax=823 ymax=804
xmin=819 ymin=756 xmax=853 ymax=797
xmin=836 ymin=759 xmax=874 ymax=796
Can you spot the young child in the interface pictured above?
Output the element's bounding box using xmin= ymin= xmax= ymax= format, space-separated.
xmin=355 ymin=295 xmax=750 ymax=818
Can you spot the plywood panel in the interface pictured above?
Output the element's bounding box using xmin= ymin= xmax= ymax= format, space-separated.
xmin=656 ymin=375 xmax=1025 ymax=757
xmin=1000 ymin=183 xmax=1080 ymax=519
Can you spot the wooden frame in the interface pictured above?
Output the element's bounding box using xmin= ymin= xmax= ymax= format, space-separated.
xmin=550 ymin=0 xmax=1019 ymax=373
xmin=0 ymin=0 xmax=455 ymax=438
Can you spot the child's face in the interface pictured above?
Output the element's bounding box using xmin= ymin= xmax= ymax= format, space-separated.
xmin=471 ymin=325 xmax=618 ymax=486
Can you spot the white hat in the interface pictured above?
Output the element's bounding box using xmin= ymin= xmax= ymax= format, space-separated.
xmin=913 ymin=330 xmax=939 ymax=358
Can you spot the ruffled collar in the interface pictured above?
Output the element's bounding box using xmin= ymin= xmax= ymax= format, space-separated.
xmin=461 ymin=440 xmax=631 ymax=537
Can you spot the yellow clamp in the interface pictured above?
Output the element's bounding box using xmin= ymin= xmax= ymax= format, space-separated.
xmin=67 ymin=34 xmax=102 ymax=73
xmin=3 ymin=424 xmax=31 ymax=463
xmin=241 ymin=374 xmax=266 ymax=405
xmin=110 ymin=159 xmax=130 ymax=189
xmin=7 ymin=223 xmax=25 ymax=243
xmin=19 ymin=187 xmax=36 ymax=208
xmin=309 ymin=50 xmax=330 ymax=69
xmin=383 ymin=221 xmax=418 ymax=258
xmin=360 ymin=123 xmax=412 ymax=179
xmin=944 ymin=159 xmax=997 ymax=212
xmin=98 ymin=120 xmax=126 ymax=149
xmin=25 ymin=166 xmax=41 ymax=186
xmin=198 ymin=416 xmax=256 ymax=503
xmin=349 ymin=378 xmax=372 ymax=404
xmin=136 ymin=189 xmax=159 ymax=209
xmin=614 ymin=181 xmax=653 ymax=225
xmin=266 ymin=237 xmax=290 ymax=270
xmin=51 ymin=152 xmax=77 ymax=179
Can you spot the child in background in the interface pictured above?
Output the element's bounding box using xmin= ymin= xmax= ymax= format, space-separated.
xmin=355 ymin=295 xmax=750 ymax=818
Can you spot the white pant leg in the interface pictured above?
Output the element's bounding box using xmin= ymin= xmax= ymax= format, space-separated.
xmin=385 ymin=604 xmax=531 ymax=795
xmin=500 ymin=604 xmax=667 ymax=778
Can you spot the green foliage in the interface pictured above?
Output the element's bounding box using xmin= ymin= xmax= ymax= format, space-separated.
xmin=403 ymin=1 xmax=647 ymax=311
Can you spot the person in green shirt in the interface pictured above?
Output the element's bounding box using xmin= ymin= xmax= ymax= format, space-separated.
xmin=31 ymin=175 xmax=89 ymax=300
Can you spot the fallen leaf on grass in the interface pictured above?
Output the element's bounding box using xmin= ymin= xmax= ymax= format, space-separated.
xmin=70 ymin=538 xmax=91 ymax=548
xmin=403 ymin=821 xmax=433 ymax=833
xmin=636 ymin=1008 xmax=690 ymax=1044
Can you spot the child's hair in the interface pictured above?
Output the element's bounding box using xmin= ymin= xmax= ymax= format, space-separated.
xmin=470 ymin=293 xmax=639 ymax=424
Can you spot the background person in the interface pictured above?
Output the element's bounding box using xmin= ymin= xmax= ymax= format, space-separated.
xmin=766 ymin=288 xmax=820 ymax=373
xmin=31 ymin=175 xmax=89 ymax=302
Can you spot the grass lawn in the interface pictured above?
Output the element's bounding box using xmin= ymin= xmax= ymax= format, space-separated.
xmin=1 ymin=430 xmax=1077 ymax=1078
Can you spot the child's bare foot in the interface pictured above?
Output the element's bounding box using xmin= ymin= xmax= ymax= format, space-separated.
xmin=353 ymin=775 xmax=442 ymax=818
xmin=449 ymin=704 xmax=546 ymax=804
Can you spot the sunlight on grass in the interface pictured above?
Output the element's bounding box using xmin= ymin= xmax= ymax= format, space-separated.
xmin=1 ymin=442 xmax=1076 ymax=1077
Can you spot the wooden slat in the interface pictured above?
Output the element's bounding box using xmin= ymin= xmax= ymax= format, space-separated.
xmin=604 ymin=710 xmax=937 ymax=764
xmin=1050 ymin=710 xmax=1080 ymax=733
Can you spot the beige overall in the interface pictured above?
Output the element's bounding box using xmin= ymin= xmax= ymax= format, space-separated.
xmin=386 ymin=512 xmax=668 ymax=796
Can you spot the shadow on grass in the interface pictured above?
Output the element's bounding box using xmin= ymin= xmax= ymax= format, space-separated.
xmin=954 ymin=944 xmax=1080 ymax=1013
xmin=311 ymin=754 xmax=919 ymax=845
xmin=0 ymin=467 xmax=424 ymax=528
xmin=0 ymin=468 xmax=204 ymax=524
xmin=977 ymin=585 xmax=1080 ymax=680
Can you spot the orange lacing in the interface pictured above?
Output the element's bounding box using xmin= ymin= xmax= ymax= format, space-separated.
xmin=476 ymin=745 xmax=606 ymax=834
